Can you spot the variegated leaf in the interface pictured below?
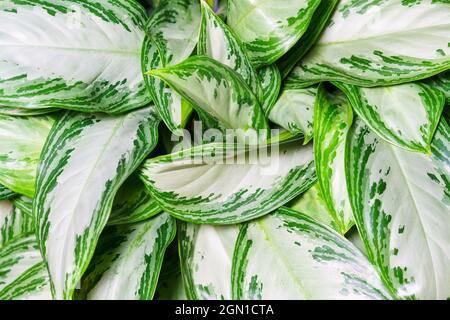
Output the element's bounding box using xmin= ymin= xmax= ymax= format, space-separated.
xmin=314 ymin=85 xmax=354 ymax=234
xmin=0 ymin=185 xmax=15 ymax=201
xmin=0 ymin=114 xmax=54 ymax=197
xmin=81 ymin=213 xmax=176 ymax=300
xmin=198 ymin=1 xmax=262 ymax=101
xmin=140 ymin=142 xmax=316 ymax=224
xmin=0 ymin=201 xmax=34 ymax=247
xmin=287 ymin=0 xmax=450 ymax=87
xmin=425 ymin=70 xmax=450 ymax=105
xmin=336 ymin=82 xmax=445 ymax=154
xmin=33 ymin=107 xmax=160 ymax=300
xmin=346 ymin=118 xmax=450 ymax=299
xmin=258 ymin=64 xmax=281 ymax=115
xmin=232 ymin=207 xmax=392 ymax=300
xmin=0 ymin=0 xmax=150 ymax=113
xmin=12 ymin=197 xmax=33 ymax=218
xmin=148 ymin=56 xmax=269 ymax=140
xmin=278 ymin=0 xmax=339 ymax=79
xmin=147 ymin=0 xmax=201 ymax=67
xmin=179 ymin=222 xmax=238 ymax=299
xmin=0 ymin=235 xmax=43 ymax=291
xmin=143 ymin=0 xmax=200 ymax=135
xmin=289 ymin=184 xmax=339 ymax=233
xmin=108 ymin=175 xmax=162 ymax=226
xmin=0 ymin=261 xmax=51 ymax=300
xmin=269 ymin=84 xmax=317 ymax=143
xmin=142 ymin=36 xmax=193 ymax=135
xmin=227 ymin=0 xmax=321 ymax=67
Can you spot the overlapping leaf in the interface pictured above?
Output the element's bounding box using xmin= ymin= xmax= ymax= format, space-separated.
xmin=232 ymin=208 xmax=392 ymax=299
xmin=108 ymin=175 xmax=162 ymax=226
xmin=33 ymin=107 xmax=160 ymax=299
xmin=148 ymin=56 xmax=269 ymax=140
xmin=0 ymin=114 xmax=54 ymax=197
xmin=278 ymin=0 xmax=339 ymax=79
xmin=269 ymin=84 xmax=317 ymax=142
xmin=0 ymin=235 xmax=51 ymax=300
xmin=0 ymin=201 xmax=34 ymax=247
xmin=0 ymin=0 xmax=150 ymax=113
xmin=198 ymin=1 xmax=262 ymax=101
xmin=258 ymin=65 xmax=282 ymax=115
xmin=314 ymin=85 xmax=354 ymax=234
xmin=346 ymin=118 xmax=450 ymax=299
xmin=336 ymin=82 xmax=445 ymax=153
xmin=287 ymin=0 xmax=450 ymax=87
xmin=179 ymin=222 xmax=238 ymax=299
xmin=81 ymin=213 xmax=175 ymax=300
xmin=227 ymin=0 xmax=321 ymax=67
xmin=140 ymin=142 xmax=316 ymax=224
xmin=143 ymin=0 xmax=201 ymax=134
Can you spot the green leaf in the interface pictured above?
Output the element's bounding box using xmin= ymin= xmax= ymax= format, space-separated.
xmin=314 ymin=85 xmax=354 ymax=234
xmin=0 ymin=201 xmax=34 ymax=247
xmin=278 ymin=0 xmax=339 ymax=79
xmin=0 ymin=0 xmax=150 ymax=113
xmin=0 ymin=185 xmax=15 ymax=201
xmin=258 ymin=64 xmax=282 ymax=115
xmin=346 ymin=118 xmax=450 ymax=299
xmin=0 ymin=235 xmax=51 ymax=300
xmin=81 ymin=213 xmax=176 ymax=300
xmin=336 ymin=81 xmax=445 ymax=154
xmin=286 ymin=0 xmax=450 ymax=87
xmin=33 ymin=107 xmax=160 ymax=300
xmin=0 ymin=114 xmax=54 ymax=197
xmin=108 ymin=175 xmax=162 ymax=226
xmin=140 ymin=142 xmax=316 ymax=224
xmin=232 ymin=207 xmax=392 ymax=299
xmin=289 ymin=184 xmax=340 ymax=234
xmin=198 ymin=1 xmax=263 ymax=101
xmin=147 ymin=0 xmax=201 ymax=67
xmin=148 ymin=56 xmax=269 ymax=139
xmin=269 ymin=84 xmax=317 ymax=143
xmin=227 ymin=0 xmax=321 ymax=67
xmin=179 ymin=222 xmax=238 ymax=299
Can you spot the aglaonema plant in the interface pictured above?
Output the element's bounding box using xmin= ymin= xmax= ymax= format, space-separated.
xmin=0 ymin=0 xmax=449 ymax=300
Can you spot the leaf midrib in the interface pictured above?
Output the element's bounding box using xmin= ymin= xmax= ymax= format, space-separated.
xmin=317 ymin=24 xmax=450 ymax=48
xmin=256 ymin=219 xmax=311 ymax=299
xmin=390 ymin=146 xmax=439 ymax=297
xmin=1 ymin=44 xmax=140 ymax=56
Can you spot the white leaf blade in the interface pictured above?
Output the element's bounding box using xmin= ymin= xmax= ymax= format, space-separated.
xmin=83 ymin=213 xmax=176 ymax=300
xmin=0 ymin=0 xmax=150 ymax=113
xmin=33 ymin=107 xmax=160 ymax=299
xmin=314 ymin=86 xmax=354 ymax=234
xmin=227 ymin=0 xmax=321 ymax=66
xmin=336 ymin=81 xmax=445 ymax=153
xmin=346 ymin=118 xmax=450 ymax=299
xmin=179 ymin=222 xmax=238 ymax=299
xmin=232 ymin=208 xmax=392 ymax=299
xmin=287 ymin=0 xmax=450 ymax=87
xmin=140 ymin=142 xmax=316 ymax=224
